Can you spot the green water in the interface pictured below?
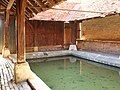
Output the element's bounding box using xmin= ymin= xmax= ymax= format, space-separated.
xmin=29 ymin=57 xmax=120 ymax=90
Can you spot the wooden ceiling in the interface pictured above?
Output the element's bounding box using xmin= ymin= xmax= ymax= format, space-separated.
xmin=0 ymin=0 xmax=65 ymax=19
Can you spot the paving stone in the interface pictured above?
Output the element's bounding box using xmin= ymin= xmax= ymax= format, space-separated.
xmin=0 ymin=56 xmax=31 ymax=90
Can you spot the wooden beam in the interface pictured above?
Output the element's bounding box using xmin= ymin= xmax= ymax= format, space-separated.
xmin=79 ymin=21 xmax=82 ymax=39
xmin=76 ymin=21 xmax=82 ymax=39
xmin=33 ymin=0 xmax=41 ymax=7
xmin=25 ymin=9 xmax=32 ymax=18
xmin=0 ymin=9 xmax=6 ymax=12
xmin=3 ymin=10 xmax=10 ymax=49
xmin=16 ymin=0 xmax=27 ymax=63
xmin=27 ymin=7 xmax=35 ymax=16
xmin=2 ymin=0 xmax=15 ymax=57
xmin=6 ymin=0 xmax=15 ymax=10
xmin=27 ymin=0 xmax=39 ymax=13
xmin=69 ymin=21 xmax=77 ymax=44
xmin=0 ymin=0 xmax=16 ymax=12
xmin=50 ymin=8 xmax=108 ymax=14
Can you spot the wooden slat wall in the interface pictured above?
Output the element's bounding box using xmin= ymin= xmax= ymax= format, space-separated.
xmin=0 ymin=14 xmax=16 ymax=54
xmin=0 ymin=20 xmax=64 ymax=53
xmin=25 ymin=20 xmax=64 ymax=48
xmin=25 ymin=21 xmax=35 ymax=47
xmin=0 ymin=15 xmax=4 ymax=53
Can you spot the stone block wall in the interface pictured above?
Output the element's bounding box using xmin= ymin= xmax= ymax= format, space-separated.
xmin=82 ymin=14 xmax=120 ymax=40
xmin=77 ymin=14 xmax=120 ymax=54
xmin=77 ymin=40 xmax=120 ymax=54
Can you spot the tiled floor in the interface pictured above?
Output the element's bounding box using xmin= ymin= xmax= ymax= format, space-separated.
xmin=0 ymin=56 xmax=31 ymax=90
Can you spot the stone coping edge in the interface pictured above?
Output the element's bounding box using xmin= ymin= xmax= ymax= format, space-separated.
xmin=10 ymin=50 xmax=120 ymax=67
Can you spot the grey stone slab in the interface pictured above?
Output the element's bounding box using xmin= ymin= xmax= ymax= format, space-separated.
xmin=10 ymin=50 xmax=120 ymax=68
xmin=0 ymin=56 xmax=32 ymax=90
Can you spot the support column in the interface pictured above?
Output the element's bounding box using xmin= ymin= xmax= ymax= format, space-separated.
xmin=34 ymin=21 xmax=38 ymax=52
xmin=78 ymin=21 xmax=85 ymax=40
xmin=63 ymin=22 xmax=66 ymax=48
xmin=2 ymin=10 xmax=10 ymax=57
xmin=16 ymin=0 xmax=26 ymax=63
xmin=15 ymin=0 xmax=34 ymax=83
xmin=76 ymin=21 xmax=82 ymax=40
xmin=2 ymin=0 xmax=15 ymax=58
xmin=69 ymin=21 xmax=77 ymax=45
xmin=79 ymin=21 xmax=84 ymax=40
xmin=79 ymin=21 xmax=82 ymax=39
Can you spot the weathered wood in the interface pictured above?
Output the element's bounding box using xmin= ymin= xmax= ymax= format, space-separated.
xmin=6 ymin=0 xmax=15 ymax=10
xmin=64 ymin=23 xmax=72 ymax=48
xmin=25 ymin=21 xmax=35 ymax=47
xmin=0 ymin=9 xmax=6 ymax=12
xmin=69 ymin=21 xmax=77 ymax=44
xmin=2 ymin=0 xmax=15 ymax=57
xmin=76 ymin=21 xmax=82 ymax=39
xmin=3 ymin=10 xmax=10 ymax=49
xmin=16 ymin=0 xmax=27 ymax=63
xmin=25 ymin=21 xmax=64 ymax=48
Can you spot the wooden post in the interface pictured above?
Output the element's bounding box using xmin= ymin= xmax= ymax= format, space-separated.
xmin=2 ymin=0 xmax=15 ymax=57
xmin=3 ymin=10 xmax=10 ymax=49
xmin=15 ymin=0 xmax=34 ymax=83
xmin=76 ymin=21 xmax=82 ymax=40
xmin=64 ymin=22 xmax=72 ymax=48
xmin=34 ymin=21 xmax=38 ymax=52
xmin=69 ymin=21 xmax=77 ymax=45
xmin=79 ymin=21 xmax=82 ymax=39
xmin=16 ymin=0 xmax=27 ymax=63
xmin=63 ymin=22 xmax=66 ymax=48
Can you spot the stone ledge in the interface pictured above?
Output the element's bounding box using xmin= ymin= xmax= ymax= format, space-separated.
xmin=10 ymin=50 xmax=120 ymax=68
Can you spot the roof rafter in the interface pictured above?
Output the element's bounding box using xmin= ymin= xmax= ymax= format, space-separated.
xmin=0 ymin=0 xmax=66 ymax=18
xmin=6 ymin=0 xmax=15 ymax=10
xmin=26 ymin=7 xmax=35 ymax=16
xmin=27 ymin=0 xmax=39 ymax=13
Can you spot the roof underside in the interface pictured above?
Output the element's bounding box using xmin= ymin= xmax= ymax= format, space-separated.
xmin=30 ymin=0 xmax=120 ymax=21
xmin=0 ymin=0 xmax=65 ymax=19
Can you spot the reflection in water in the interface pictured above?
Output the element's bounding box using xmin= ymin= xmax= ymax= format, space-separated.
xmin=29 ymin=57 xmax=120 ymax=90
xmin=80 ymin=61 xmax=82 ymax=75
xmin=119 ymin=71 xmax=120 ymax=76
xmin=69 ymin=57 xmax=76 ymax=63
xmin=64 ymin=59 xmax=67 ymax=69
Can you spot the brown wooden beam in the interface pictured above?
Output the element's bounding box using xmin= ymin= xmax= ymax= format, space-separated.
xmin=3 ymin=10 xmax=10 ymax=49
xmin=16 ymin=0 xmax=27 ymax=63
xmin=27 ymin=7 xmax=35 ymax=17
xmin=6 ymin=0 xmax=14 ymax=10
xmin=69 ymin=21 xmax=77 ymax=44
xmin=33 ymin=0 xmax=41 ymax=7
xmin=2 ymin=0 xmax=15 ymax=57
xmin=0 ymin=9 xmax=6 ymax=12
xmin=27 ymin=0 xmax=39 ymax=13
xmin=76 ymin=21 xmax=82 ymax=39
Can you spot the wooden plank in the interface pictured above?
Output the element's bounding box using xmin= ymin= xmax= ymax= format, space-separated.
xmin=69 ymin=21 xmax=77 ymax=44
xmin=16 ymin=0 xmax=27 ymax=63
xmin=2 ymin=0 xmax=15 ymax=53
xmin=64 ymin=23 xmax=72 ymax=47
xmin=6 ymin=0 xmax=15 ymax=10
xmin=3 ymin=10 xmax=10 ymax=49
xmin=25 ymin=21 xmax=64 ymax=48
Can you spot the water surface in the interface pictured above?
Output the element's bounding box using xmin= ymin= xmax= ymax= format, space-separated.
xmin=29 ymin=57 xmax=120 ymax=90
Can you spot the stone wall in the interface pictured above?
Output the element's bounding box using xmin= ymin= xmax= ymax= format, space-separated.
xmin=77 ymin=40 xmax=120 ymax=54
xmin=82 ymin=14 xmax=120 ymax=40
xmin=77 ymin=14 xmax=120 ymax=54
